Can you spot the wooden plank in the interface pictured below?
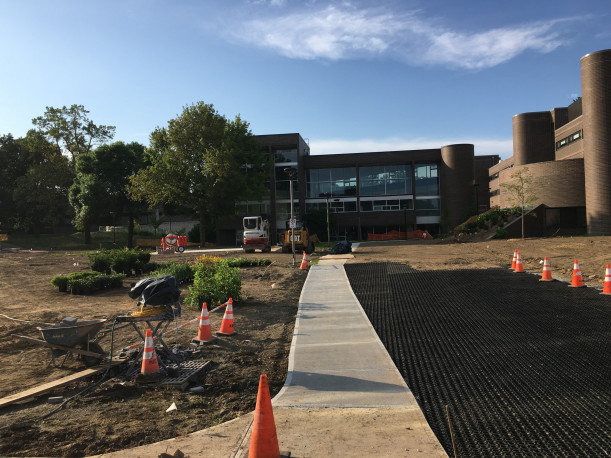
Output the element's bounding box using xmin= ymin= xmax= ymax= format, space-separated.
xmin=0 ymin=359 xmax=123 ymax=409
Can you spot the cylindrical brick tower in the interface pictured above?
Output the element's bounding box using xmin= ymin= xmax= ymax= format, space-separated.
xmin=440 ymin=144 xmax=474 ymax=229
xmin=581 ymin=49 xmax=611 ymax=235
xmin=512 ymin=112 xmax=555 ymax=166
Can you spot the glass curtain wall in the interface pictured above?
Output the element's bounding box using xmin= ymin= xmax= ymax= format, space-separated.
xmin=307 ymin=167 xmax=357 ymax=197
xmin=359 ymin=165 xmax=412 ymax=196
xmin=414 ymin=163 xmax=440 ymax=219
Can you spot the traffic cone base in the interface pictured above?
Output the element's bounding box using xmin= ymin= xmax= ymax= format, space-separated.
xmin=193 ymin=302 xmax=217 ymax=344
xmin=540 ymin=256 xmax=553 ymax=282
xmin=217 ymin=298 xmax=236 ymax=336
xmin=569 ymin=260 xmax=585 ymax=288
xmin=601 ymin=264 xmax=611 ymax=295
xmin=249 ymin=374 xmax=280 ymax=458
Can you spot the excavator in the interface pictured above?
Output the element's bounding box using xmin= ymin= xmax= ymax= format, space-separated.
xmin=242 ymin=216 xmax=271 ymax=253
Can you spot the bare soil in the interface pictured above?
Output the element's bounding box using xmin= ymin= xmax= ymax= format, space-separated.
xmin=0 ymin=235 xmax=609 ymax=457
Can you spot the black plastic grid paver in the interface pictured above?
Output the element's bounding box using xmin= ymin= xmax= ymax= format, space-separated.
xmin=345 ymin=263 xmax=611 ymax=457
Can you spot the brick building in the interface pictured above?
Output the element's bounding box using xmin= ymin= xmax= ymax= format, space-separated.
xmin=218 ymin=134 xmax=499 ymax=245
xmin=489 ymin=49 xmax=611 ymax=236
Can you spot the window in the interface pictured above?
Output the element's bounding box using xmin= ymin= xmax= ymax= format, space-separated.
xmin=414 ymin=164 xmax=439 ymax=196
xmin=307 ymin=167 xmax=357 ymax=197
xmin=415 ymin=198 xmax=440 ymax=216
xmin=556 ymin=130 xmax=582 ymax=150
xmin=275 ymin=165 xmax=299 ymax=200
xmin=359 ymin=165 xmax=411 ymax=196
xmin=274 ymin=148 xmax=298 ymax=163
xmin=359 ymin=197 xmax=413 ymax=212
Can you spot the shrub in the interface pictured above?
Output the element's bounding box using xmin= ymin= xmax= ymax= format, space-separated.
xmin=51 ymin=272 xmax=125 ymax=295
xmin=151 ymin=261 xmax=194 ymax=284
xmin=186 ymin=259 xmax=241 ymax=308
xmin=495 ymin=227 xmax=508 ymax=239
xmin=89 ymin=252 xmax=112 ymax=274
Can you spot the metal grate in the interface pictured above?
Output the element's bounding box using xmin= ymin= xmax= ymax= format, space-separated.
xmin=345 ymin=263 xmax=611 ymax=457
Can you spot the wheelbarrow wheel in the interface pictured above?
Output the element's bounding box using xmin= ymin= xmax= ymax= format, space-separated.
xmin=77 ymin=342 xmax=106 ymax=367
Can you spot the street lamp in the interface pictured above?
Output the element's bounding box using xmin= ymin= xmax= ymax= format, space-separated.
xmin=320 ymin=192 xmax=331 ymax=243
xmin=284 ymin=167 xmax=297 ymax=266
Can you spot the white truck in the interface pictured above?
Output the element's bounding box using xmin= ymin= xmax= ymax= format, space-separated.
xmin=242 ymin=216 xmax=271 ymax=253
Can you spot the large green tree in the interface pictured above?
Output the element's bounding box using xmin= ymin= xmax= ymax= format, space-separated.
xmin=129 ymin=102 xmax=268 ymax=245
xmin=69 ymin=141 xmax=147 ymax=245
xmin=32 ymin=104 xmax=115 ymax=161
xmin=0 ymin=131 xmax=73 ymax=233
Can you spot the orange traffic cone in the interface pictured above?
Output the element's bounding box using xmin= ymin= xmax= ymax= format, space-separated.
xmin=511 ymin=249 xmax=517 ymax=270
xmin=141 ymin=328 xmax=159 ymax=375
xmin=540 ymin=256 xmax=553 ymax=281
xmin=193 ymin=302 xmax=217 ymax=344
xmin=300 ymin=251 xmax=308 ymax=270
xmin=248 ymin=374 xmax=280 ymax=458
xmin=514 ymin=251 xmax=524 ymax=273
xmin=602 ymin=264 xmax=611 ymax=295
xmin=217 ymin=298 xmax=236 ymax=336
xmin=569 ymin=260 xmax=585 ymax=287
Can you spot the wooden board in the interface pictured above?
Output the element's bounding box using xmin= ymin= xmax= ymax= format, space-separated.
xmin=0 ymin=359 xmax=122 ymax=409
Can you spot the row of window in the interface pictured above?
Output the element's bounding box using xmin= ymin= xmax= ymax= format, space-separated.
xmin=305 ymin=163 xmax=439 ymax=198
xmin=304 ymin=197 xmax=440 ymax=216
xmin=556 ymin=130 xmax=582 ymax=150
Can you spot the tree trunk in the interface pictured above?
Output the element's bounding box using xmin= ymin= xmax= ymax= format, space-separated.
xmin=127 ymin=214 xmax=135 ymax=249
xmin=199 ymin=206 xmax=206 ymax=248
xmin=521 ymin=207 xmax=525 ymax=239
xmin=84 ymin=225 xmax=91 ymax=244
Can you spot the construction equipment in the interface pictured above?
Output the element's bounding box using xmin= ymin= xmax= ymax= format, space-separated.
xmin=15 ymin=317 xmax=107 ymax=367
xmin=282 ymin=219 xmax=315 ymax=254
xmin=160 ymin=233 xmax=188 ymax=253
xmin=242 ymin=216 xmax=271 ymax=253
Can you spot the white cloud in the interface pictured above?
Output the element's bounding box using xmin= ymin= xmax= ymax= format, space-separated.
xmin=309 ymin=137 xmax=513 ymax=158
xmin=229 ymin=5 xmax=573 ymax=69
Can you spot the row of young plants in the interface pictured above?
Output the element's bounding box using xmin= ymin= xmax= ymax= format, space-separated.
xmin=50 ymin=271 xmax=126 ymax=295
xmin=88 ymin=249 xmax=156 ymax=276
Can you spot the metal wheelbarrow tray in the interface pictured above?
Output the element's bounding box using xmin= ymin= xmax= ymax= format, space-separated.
xmin=14 ymin=318 xmax=108 ymax=367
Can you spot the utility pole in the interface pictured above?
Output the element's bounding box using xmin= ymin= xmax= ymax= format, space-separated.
xmin=284 ymin=167 xmax=297 ymax=267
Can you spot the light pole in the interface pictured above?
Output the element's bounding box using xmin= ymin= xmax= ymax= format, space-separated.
xmin=284 ymin=167 xmax=297 ymax=267
xmin=321 ymin=192 xmax=331 ymax=243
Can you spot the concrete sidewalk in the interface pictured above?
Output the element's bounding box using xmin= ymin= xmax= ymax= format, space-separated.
xmin=95 ymin=264 xmax=446 ymax=457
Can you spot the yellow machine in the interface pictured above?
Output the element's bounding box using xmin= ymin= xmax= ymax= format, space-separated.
xmin=281 ymin=220 xmax=315 ymax=254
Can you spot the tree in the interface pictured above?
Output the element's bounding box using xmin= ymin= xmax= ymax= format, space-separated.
xmin=32 ymin=104 xmax=115 ymax=161
xmin=501 ymin=167 xmax=541 ymax=239
xmin=129 ymin=102 xmax=268 ymax=246
xmin=69 ymin=142 xmax=147 ymax=245
xmin=0 ymin=131 xmax=73 ymax=233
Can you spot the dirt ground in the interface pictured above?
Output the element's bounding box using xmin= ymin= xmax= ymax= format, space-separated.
xmin=0 ymin=235 xmax=609 ymax=457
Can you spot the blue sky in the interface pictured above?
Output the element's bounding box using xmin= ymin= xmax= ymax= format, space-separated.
xmin=1 ymin=0 xmax=609 ymax=159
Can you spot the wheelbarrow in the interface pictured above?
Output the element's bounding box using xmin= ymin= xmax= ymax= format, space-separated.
xmin=14 ymin=317 xmax=107 ymax=367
